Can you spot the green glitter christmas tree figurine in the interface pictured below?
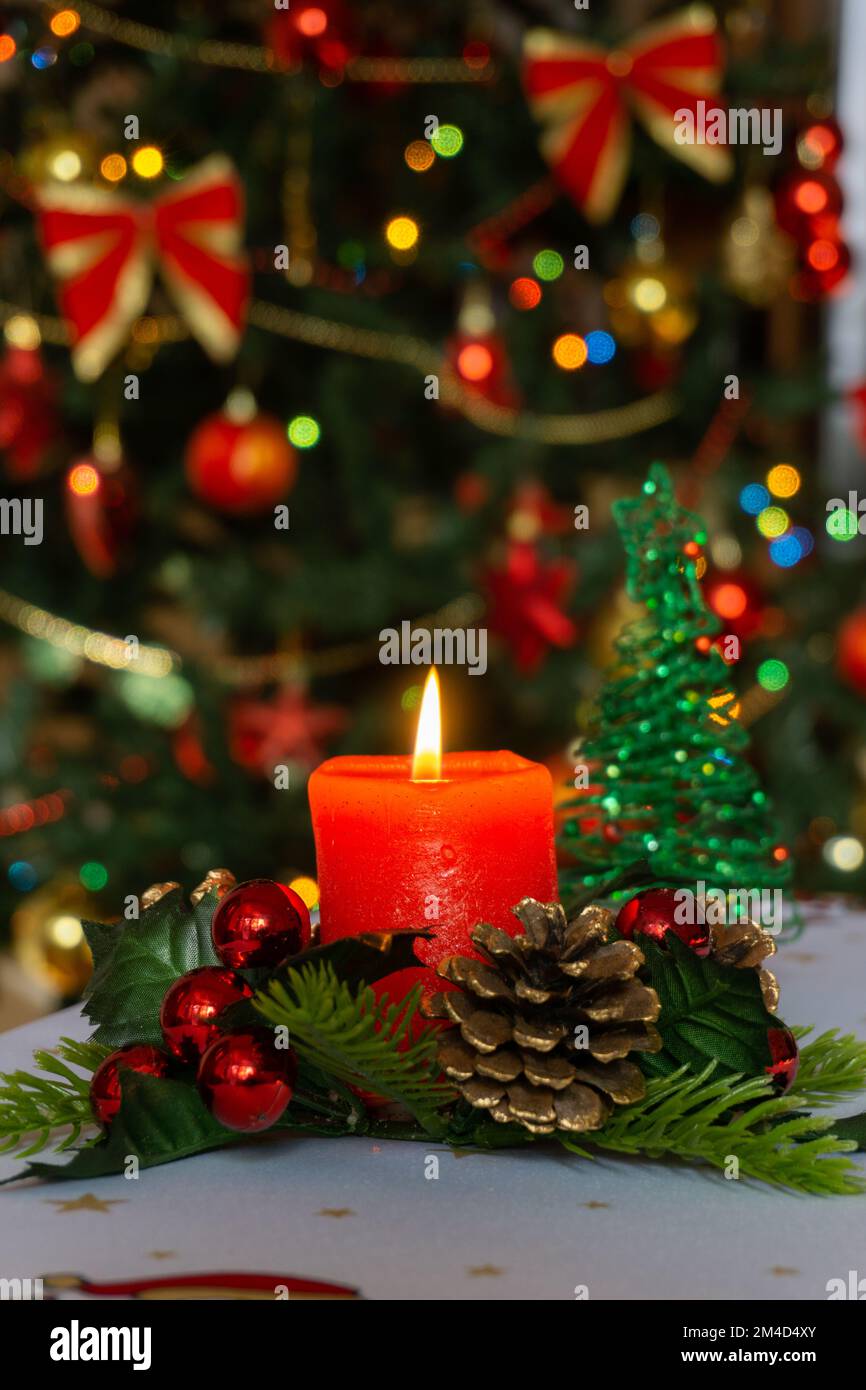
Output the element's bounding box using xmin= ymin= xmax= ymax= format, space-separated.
xmin=561 ymin=463 xmax=792 ymax=900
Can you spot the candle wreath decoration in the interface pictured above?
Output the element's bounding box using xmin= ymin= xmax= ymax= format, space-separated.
xmin=2 ymin=869 xmax=866 ymax=1194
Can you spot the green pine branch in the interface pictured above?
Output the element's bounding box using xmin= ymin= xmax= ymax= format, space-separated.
xmin=561 ymin=1033 xmax=866 ymax=1195
xmin=787 ymin=1028 xmax=866 ymax=1107
xmin=0 ymin=1037 xmax=109 ymax=1157
xmin=253 ymin=963 xmax=456 ymax=1138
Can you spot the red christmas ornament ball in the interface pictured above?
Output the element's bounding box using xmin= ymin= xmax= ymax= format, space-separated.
xmin=766 ymin=1025 xmax=799 ymax=1092
xmin=615 ymin=888 xmax=711 ymax=956
xmin=160 ymin=965 xmax=253 ymax=1064
xmin=197 ymin=1027 xmax=297 ymax=1132
xmin=211 ymin=878 xmax=311 ymax=970
xmin=185 ymin=408 xmax=297 ymax=516
xmin=90 ymin=1043 xmax=171 ymax=1126
xmin=837 ymin=608 xmax=866 ymax=697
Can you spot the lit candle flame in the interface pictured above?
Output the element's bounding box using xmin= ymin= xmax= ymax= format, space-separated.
xmin=412 ymin=668 xmax=442 ymax=781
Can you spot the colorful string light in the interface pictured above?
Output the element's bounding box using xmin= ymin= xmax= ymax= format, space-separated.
xmin=385 ymin=215 xmax=419 ymax=251
xmin=50 ymin=9 xmax=81 ymax=37
xmin=533 ymin=249 xmax=564 ymax=281
xmin=430 ymin=124 xmax=464 ymax=158
xmin=131 ymin=146 xmax=164 ymax=179
xmin=457 ymin=342 xmax=494 ymax=381
xmin=585 ymin=330 xmax=616 ymax=364
xmin=508 ymin=277 xmax=541 ymax=310
xmin=100 ymin=153 xmax=127 ymax=182
xmin=756 ymin=506 xmax=789 ymax=538
xmin=404 ymin=140 xmax=435 ymax=172
xmin=552 ymin=333 xmax=587 ymax=370
xmin=740 ymin=483 xmax=770 ymax=515
xmin=766 ymin=464 xmax=801 ymax=497
xmin=757 ymin=659 xmax=790 ymax=692
xmin=287 ymin=415 xmax=321 ymax=448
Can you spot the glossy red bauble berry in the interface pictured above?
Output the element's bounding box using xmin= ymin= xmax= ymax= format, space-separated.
xmin=766 ymin=1025 xmax=799 ymax=1092
xmin=211 ymin=878 xmax=310 ymax=970
xmin=615 ymin=887 xmax=711 ymax=956
xmin=90 ymin=1044 xmax=171 ymax=1126
xmin=197 ymin=1027 xmax=298 ymax=1132
xmin=160 ymin=966 xmax=253 ymax=1064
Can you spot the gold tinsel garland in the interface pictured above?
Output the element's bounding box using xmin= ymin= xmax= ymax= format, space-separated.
xmin=0 ymin=299 xmax=680 ymax=446
xmin=40 ymin=1 xmax=494 ymax=82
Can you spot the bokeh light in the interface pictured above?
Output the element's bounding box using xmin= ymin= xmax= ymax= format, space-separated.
xmin=385 ymin=215 xmax=419 ymax=251
xmin=50 ymin=9 xmax=81 ymax=37
xmin=32 ymin=47 xmax=58 ymax=69
xmin=766 ymin=464 xmax=801 ymax=498
xmin=67 ymin=462 xmax=100 ymax=497
xmin=630 ymin=212 xmax=660 ymax=242
xmin=739 ymin=483 xmax=770 ymax=515
xmin=585 ymin=330 xmax=616 ymax=364
xmin=100 ymin=153 xmax=128 ymax=182
xmin=757 ymin=506 xmax=789 ymax=538
xmin=807 ymin=239 xmax=840 ymax=272
xmin=50 ymin=149 xmax=82 ymax=182
xmin=404 ymin=140 xmax=434 ymax=173
xmin=757 ymin=659 xmax=790 ymax=691
xmin=296 ymin=7 xmax=328 ymax=37
xmin=826 ymin=507 xmax=858 ymax=542
xmin=508 ymin=277 xmax=541 ymax=310
xmin=287 ymin=415 xmax=321 ymax=448
xmin=533 ymin=249 xmax=564 ymax=281
xmin=711 ymin=582 xmax=748 ymax=620
xmin=0 ymin=35 xmax=17 ymax=63
xmin=631 ymin=277 xmax=667 ymax=312
xmin=552 ymin=333 xmax=587 ymax=370
xmin=794 ymin=179 xmax=828 ymax=214
xmin=769 ymin=533 xmax=802 ymax=568
xmin=430 ymin=124 xmax=464 ymax=158
xmin=823 ymin=835 xmax=864 ymax=872
xmin=80 ymin=861 xmax=109 ymax=891
xmin=132 ymin=146 xmax=164 ymax=179
xmin=9 ymin=861 xmax=38 ymax=892
xmin=457 ymin=342 xmax=494 ymax=381
xmin=288 ymin=875 xmax=319 ymax=908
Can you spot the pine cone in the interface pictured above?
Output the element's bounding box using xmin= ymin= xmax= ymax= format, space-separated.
xmin=424 ymin=898 xmax=661 ymax=1135
xmin=711 ymin=919 xmax=779 ymax=1012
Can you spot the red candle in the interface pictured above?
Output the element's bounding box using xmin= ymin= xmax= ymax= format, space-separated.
xmin=308 ymin=670 xmax=557 ymax=999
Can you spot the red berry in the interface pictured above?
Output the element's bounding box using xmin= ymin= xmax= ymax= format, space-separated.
xmin=90 ymin=1044 xmax=171 ymax=1126
xmin=616 ymin=887 xmax=711 ymax=956
xmin=211 ymin=878 xmax=310 ymax=970
xmin=766 ymin=1026 xmax=799 ymax=1092
xmin=197 ymin=1028 xmax=298 ymax=1132
xmin=160 ymin=966 xmax=253 ymax=1063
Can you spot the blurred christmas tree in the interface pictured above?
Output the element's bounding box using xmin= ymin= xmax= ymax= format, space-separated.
xmin=0 ymin=1 xmax=865 ymax=994
xmin=561 ymin=463 xmax=792 ymax=896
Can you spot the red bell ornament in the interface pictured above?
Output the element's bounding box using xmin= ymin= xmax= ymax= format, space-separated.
xmin=615 ymin=887 xmax=711 ymax=956
xmin=90 ymin=1043 xmax=171 ymax=1126
xmin=160 ymin=965 xmax=253 ymax=1064
xmin=211 ymin=878 xmax=311 ymax=969
xmin=197 ymin=1027 xmax=298 ymax=1132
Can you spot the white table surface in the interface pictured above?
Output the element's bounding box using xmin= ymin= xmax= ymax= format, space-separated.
xmin=2 ymin=901 xmax=865 ymax=1301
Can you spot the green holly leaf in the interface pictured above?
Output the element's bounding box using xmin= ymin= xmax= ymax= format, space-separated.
xmin=25 ymin=1071 xmax=237 ymax=1181
xmin=637 ymin=932 xmax=777 ymax=1080
xmin=81 ymin=888 xmax=221 ymax=1048
xmin=829 ymin=1112 xmax=866 ymax=1151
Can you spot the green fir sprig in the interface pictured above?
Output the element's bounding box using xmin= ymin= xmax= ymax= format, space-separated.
xmin=561 ymin=1029 xmax=866 ymax=1195
xmin=0 ymin=1037 xmax=109 ymax=1157
xmin=253 ymin=962 xmax=456 ymax=1137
